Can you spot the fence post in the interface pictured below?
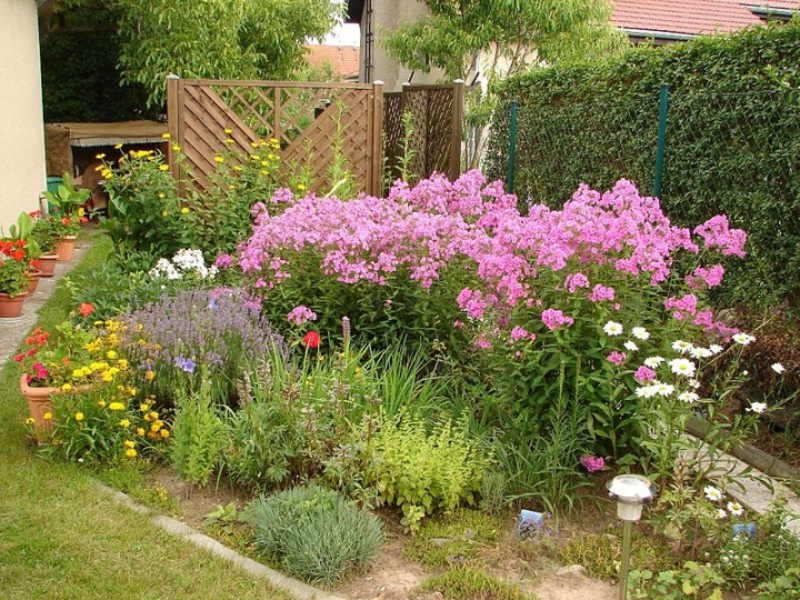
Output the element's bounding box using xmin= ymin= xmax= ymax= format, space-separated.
xmin=451 ymin=79 xmax=465 ymax=180
xmin=369 ymin=80 xmax=384 ymax=197
xmin=166 ymin=74 xmax=182 ymax=194
xmin=507 ymin=100 xmax=518 ymax=193
xmin=653 ymin=83 xmax=670 ymax=199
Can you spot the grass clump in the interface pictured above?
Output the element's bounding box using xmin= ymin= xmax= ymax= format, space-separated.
xmin=247 ymin=484 xmax=384 ymax=585
xmin=404 ymin=508 xmax=505 ymax=567
xmin=422 ymin=566 xmax=536 ymax=600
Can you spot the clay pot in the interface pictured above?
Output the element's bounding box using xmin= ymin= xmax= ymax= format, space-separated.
xmin=38 ymin=254 xmax=58 ymax=277
xmin=19 ymin=375 xmax=58 ymax=443
xmin=26 ymin=268 xmax=42 ymax=295
xmin=0 ymin=291 xmax=27 ymax=319
xmin=55 ymin=236 xmax=77 ymax=261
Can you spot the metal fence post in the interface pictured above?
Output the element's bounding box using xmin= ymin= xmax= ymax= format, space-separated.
xmin=653 ymin=84 xmax=670 ymax=199
xmin=507 ymin=101 xmax=518 ymax=193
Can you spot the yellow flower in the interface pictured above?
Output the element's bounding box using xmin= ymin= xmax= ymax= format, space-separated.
xmin=171 ymin=143 xmax=181 ymax=152
xmin=224 ymin=127 xmax=233 ymax=134
xmin=140 ymin=403 xmax=150 ymax=412
xmin=114 ymin=143 xmax=123 ymax=150
xmin=232 ymin=165 xmax=243 ymax=172
xmin=125 ymin=448 xmax=137 ymax=458
xmin=101 ymin=371 xmax=114 ymax=383
xmin=224 ymin=138 xmax=234 ymax=145
xmin=213 ymin=156 xmax=225 ymax=163
xmin=136 ymin=427 xmax=145 ymax=436
xmin=159 ymin=164 xmax=169 ymax=171
xmin=181 ymin=207 xmax=190 ymax=214
xmin=95 ymin=153 xmax=106 ymax=159
xmin=250 ymin=154 xmax=260 ymax=161
xmin=160 ymin=429 xmax=170 ymax=439
xmin=148 ymin=411 xmax=159 ymax=421
xmin=158 ymin=193 xmax=166 ymax=199
xmin=145 ymin=370 xmax=155 ymax=381
xmin=43 ymin=412 xmax=53 ymax=420
xmin=151 ymin=420 xmax=163 ymax=433
xmin=61 ymin=383 xmax=73 ymax=392
xmin=124 ymin=440 xmax=136 ymax=448
xmin=108 ymin=402 xmax=125 ymax=411
xmin=25 ymin=417 xmax=35 ymax=425
xmin=161 ymin=132 xmax=171 ymax=139
xmin=127 ymin=387 xmax=137 ymax=397
xmin=162 ymin=210 xmax=168 ymax=218
xmin=297 ymin=184 xmax=306 ymax=191
xmin=98 ymin=400 xmax=106 ymax=408
xmin=119 ymin=419 xmax=131 ymax=428
xmin=118 ymin=359 xmax=129 ymax=371
xmin=250 ymin=142 xmax=259 ymax=148
xmin=74 ymin=412 xmax=84 ymax=421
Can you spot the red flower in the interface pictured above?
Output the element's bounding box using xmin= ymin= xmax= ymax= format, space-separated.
xmin=61 ymin=218 xmax=70 ymax=226
xmin=78 ymin=302 xmax=95 ymax=317
xmin=11 ymin=249 xmax=24 ymax=261
xmin=302 ymin=331 xmax=321 ymax=349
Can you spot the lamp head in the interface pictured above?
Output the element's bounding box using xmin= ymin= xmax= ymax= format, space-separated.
xmin=607 ymin=474 xmax=657 ymax=521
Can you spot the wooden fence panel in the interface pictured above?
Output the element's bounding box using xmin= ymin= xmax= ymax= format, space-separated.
xmin=167 ymin=78 xmax=383 ymax=197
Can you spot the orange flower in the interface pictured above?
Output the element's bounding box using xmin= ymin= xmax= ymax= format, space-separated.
xmin=79 ymin=303 xmax=95 ymax=317
xmin=61 ymin=218 xmax=70 ymax=226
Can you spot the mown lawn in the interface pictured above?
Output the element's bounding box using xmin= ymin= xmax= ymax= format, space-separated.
xmin=0 ymin=235 xmax=290 ymax=600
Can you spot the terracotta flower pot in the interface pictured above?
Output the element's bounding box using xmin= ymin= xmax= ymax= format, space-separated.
xmin=19 ymin=374 xmax=58 ymax=443
xmin=38 ymin=254 xmax=58 ymax=278
xmin=26 ymin=268 xmax=42 ymax=295
xmin=0 ymin=291 xmax=27 ymax=319
xmin=55 ymin=236 xmax=77 ymax=261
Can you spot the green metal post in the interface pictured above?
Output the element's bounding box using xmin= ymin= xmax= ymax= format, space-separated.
xmin=507 ymin=101 xmax=518 ymax=193
xmin=653 ymin=84 xmax=669 ymax=199
xmin=619 ymin=520 xmax=633 ymax=600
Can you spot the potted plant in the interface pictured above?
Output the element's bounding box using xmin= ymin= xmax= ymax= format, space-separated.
xmin=0 ymin=240 xmax=29 ymax=318
xmin=42 ymin=173 xmax=90 ymax=261
xmin=31 ymin=214 xmax=59 ymax=276
xmin=1 ymin=211 xmax=43 ymax=292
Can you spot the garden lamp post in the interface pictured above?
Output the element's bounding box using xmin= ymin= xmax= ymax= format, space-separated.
xmin=607 ymin=474 xmax=657 ymax=600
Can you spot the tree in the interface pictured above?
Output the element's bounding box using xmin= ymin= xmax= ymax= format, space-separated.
xmin=382 ymin=0 xmax=627 ymax=165
xmin=43 ymin=0 xmax=341 ymax=108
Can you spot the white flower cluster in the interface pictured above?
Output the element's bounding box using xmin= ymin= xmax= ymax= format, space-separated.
xmin=149 ymin=249 xmax=219 ymax=281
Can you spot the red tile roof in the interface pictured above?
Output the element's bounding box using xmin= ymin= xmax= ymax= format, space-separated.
xmin=611 ymin=0 xmax=800 ymax=37
xmin=305 ymin=45 xmax=360 ymax=78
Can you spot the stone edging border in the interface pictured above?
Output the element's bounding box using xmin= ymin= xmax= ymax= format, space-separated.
xmin=94 ymin=481 xmax=348 ymax=600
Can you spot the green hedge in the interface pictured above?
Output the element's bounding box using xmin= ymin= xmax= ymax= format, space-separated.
xmin=485 ymin=21 xmax=800 ymax=309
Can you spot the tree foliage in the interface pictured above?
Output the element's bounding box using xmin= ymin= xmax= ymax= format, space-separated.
xmin=46 ymin=0 xmax=341 ymax=109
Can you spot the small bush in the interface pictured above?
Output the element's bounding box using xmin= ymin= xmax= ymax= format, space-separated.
xmin=247 ymin=484 xmax=384 ymax=584
xmin=369 ymin=415 xmax=491 ymax=532
xmin=422 ymin=566 xmax=534 ymax=600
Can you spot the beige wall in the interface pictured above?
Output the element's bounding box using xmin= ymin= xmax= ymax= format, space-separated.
xmin=0 ymin=0 xmax=46 ymax=233
xmin=361 ymin=0 xmax=447 ymax=91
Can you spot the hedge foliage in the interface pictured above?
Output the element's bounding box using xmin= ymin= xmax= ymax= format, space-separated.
xmin=485 ymin=21 xmax=800 ymax=309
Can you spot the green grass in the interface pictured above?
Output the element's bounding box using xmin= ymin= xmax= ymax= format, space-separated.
xmin=0 ymin=234 xmax=291 ymax=600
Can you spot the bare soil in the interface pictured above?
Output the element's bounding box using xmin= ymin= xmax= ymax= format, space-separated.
xmin=147 ymin=469 xmax=621 ymax=600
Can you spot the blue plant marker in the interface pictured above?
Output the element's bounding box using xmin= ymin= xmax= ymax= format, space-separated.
xmin=517 ymin=510 xmax=543 ymax=537
xmin=732 ymin=522 xmax=756 ymax=539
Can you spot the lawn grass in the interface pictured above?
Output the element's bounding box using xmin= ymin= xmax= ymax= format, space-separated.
xmin=0 ymin=234 xmax=291 ymax=600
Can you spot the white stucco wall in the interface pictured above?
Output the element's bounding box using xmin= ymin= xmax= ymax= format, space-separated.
xmin=362 ymin=0 xmax=447 ymax=91
xmin=0 ymin=0 xmax=46 ymax=232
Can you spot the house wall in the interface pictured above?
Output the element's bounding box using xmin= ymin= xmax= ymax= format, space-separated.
xmin=361 ymin=0 xmax=447 ymax=91
xmin=0 ymin=0 xmax=47 ymax=232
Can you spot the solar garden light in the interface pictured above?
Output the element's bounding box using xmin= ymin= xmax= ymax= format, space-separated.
xmin=607 ymin=474 xmax=657 ymax=600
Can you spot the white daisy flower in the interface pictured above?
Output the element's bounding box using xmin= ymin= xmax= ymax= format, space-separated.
xmin=772 ymin=363 xmax=786 ymax=374
xmin=631 ymin=327 xmax=650 ymax=340
xmin=704 ymin=486 xmax=723 ymax=501
xmin=688 ymin=378 xmax=701 ymax=389
xmin=746 ymin=402 xmax=767 ymax=414
xmin=709 ymin=344 xmax=724 ymax=355
xmin=727 ymin=502 xmax=744 ymax=517
xmin=654 ymin=382 xmax=675 ymax=397
xmin=644 ymin=356 xmax=665 ymax=368
xmin=678 ymin=391 xmax=699 ymax=403
xmin=635 ymin=386 xmax=657 ymax=399
xmin=690 ymin=347 xmax=713 ymax=359
xmin=603 ymin=321 xmax=624 ymax=336
xmin=732 ymin=333 xmax=756 ymax=346
xmin=672 ymin=340 xmax=694 ymax=354
xmin=717 ymin=509 xmax=728 ymax=519
xmin=669 ymin=358 xmax=697 ymax=378
xmin=624 ymin=340 xmax=639 ymax=352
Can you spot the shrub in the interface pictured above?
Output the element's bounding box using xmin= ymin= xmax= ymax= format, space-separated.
xmin=369 ymin=415 xmax=491 ymax=532
xmin=120 ymin=288 xmax=285 ymax=405
xmin=247 ymin=484 xmax=383 ymax=584
xmin=485 ymin=21 xmax=800 ymax=310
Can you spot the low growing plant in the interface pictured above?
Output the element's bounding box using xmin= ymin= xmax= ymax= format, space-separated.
xmin=247 ymin=484 xmax=384 ymax=585
xmin=628 ymin=561 xmax=724 ymax=600
xmin=422 ymin=566 xmax=535 ymax=600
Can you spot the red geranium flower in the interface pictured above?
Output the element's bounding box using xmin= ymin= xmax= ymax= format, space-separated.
xmin=302 ymin=331 xmax=321 ymax=349
xmin=78 ymin=302 xmax=95 ymax=317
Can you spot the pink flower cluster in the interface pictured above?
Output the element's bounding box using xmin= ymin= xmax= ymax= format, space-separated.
xmin=239 ymin=171 xmax=747 ymax=341
xmin=286 ymin=305 xmax=317 ymax=325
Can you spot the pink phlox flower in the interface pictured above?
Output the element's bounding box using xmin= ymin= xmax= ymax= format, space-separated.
xmin=635 ymin=365 xmax=657 ymax=382
xmin=607 ymin=351 xmax=627 ymax=366
xmin=473 ymin=338 xmax=492 ymax=350
xmin=287 ymin=305 xmax=317 ymax=325
xmin=686 ymin=264 xmax=725 ymax=290
xmin=510 ymin=326 xmax=529 ymax=342
xmin=565 ymin=272 xmax=590 ymax=293
xmin=580 ymin=455 xmax=605 ymax=472
xmin=541 ymin=308 xmax=574 ymax=331
xmin=590 ymin=284 xmax=615 ymax=302
xmin=694 ymin=215 xmax=747 ymax=258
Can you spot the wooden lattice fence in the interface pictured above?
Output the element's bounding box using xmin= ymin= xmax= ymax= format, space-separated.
xmin=383 ymin=83 xmax=464 ymax=188
xmin=167 ymin=78 xmax=384 ymax=196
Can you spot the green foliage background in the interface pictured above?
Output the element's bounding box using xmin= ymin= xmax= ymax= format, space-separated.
xmin=485 ymin=21 xmax=800 ymax=309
